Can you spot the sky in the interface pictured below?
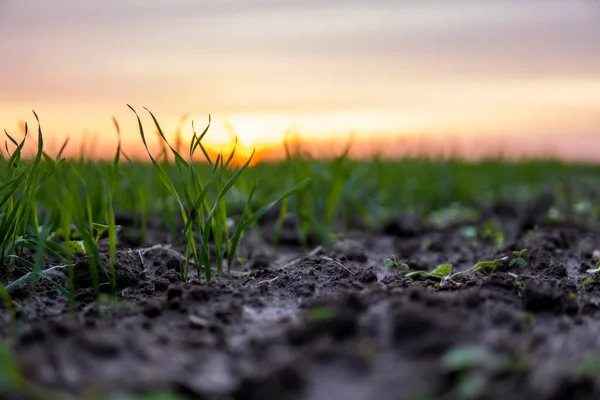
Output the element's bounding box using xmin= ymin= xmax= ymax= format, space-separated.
xmin=1 ymin=0 xmax=599 ymax=161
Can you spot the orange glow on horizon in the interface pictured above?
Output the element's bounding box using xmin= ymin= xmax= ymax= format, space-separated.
xmin=2 ymin=1 xmax=599 ymax=163
xmin=4 ymin=117 xmax=599 ymax=165
xmin=2 ymin=76 xmax=599 ymax=164
xmin=2 ymin=77 xmax=600 ymax=165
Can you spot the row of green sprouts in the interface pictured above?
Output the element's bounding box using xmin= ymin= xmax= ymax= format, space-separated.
xmin=1 ymin=106 xmax=599 ymax=308
xmin=0 ymin=107 xmax=308 ymax=311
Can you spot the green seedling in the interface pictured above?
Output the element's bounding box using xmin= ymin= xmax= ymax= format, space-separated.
xmin=442 ymin=345 xmax=527 ymax=400
xmin=586 ymin=261 xmax=600 ymax=275
xmin=128 ymin=106 xmax=309 ymax=282
xmin=307 ymin=306 xmax=337 ymax=322
xmin=480 ymin=220 xmax=495 ymax=238
xmin=427 ymin=204 xmax=478 ymax=228
xmin=55 ymin=223 xmax=121 ymax=255
xmin=406 ymin=263 xmax=452 ymax=280
xmin=578 ymin=354 xmax=600 ymax=378
xmin=583 ymin=262 xmax=600 ymax=288
xmin=568 ymin=291 xmax=577 ymax=300
xmin=455 ymin=375 xmax=486 ymax=400
xmin=581 ymin=277 xmax=596 ymax=288
xmin=421 ymin=238 xmax=432 ymax=251
xmin=509 ymin=249 xmax=527 ymax=268
xmin=406 ymin=257 xmax=508 ymax=288
xmin=384 ymin=255 xmax=409 ymax=271
xmin=480 ymin=220 xmax=505 ymax=248
xmin=442 ymin=345 xmax=514 ymax=373
xmin=518 ymin=312 xmax=535 ymax=325
xmin=452 ymin=256 xmax=509 ymax=278
xmin=470 ymin=256 xmax=508 ymax=275
xmin=441 ymin=346 xmax=503 ymax=400
xmin=493 ymin=232 xmax=505 ymax=248
xmin=97 ymin=293 xmax=127 ymax=318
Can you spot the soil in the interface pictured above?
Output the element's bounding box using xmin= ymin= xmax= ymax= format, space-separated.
xmin=2 ymin=200 xmax=600 ymax=400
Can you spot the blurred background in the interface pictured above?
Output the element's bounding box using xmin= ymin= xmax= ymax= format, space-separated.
xmin=1 ymin=0 xmax=599 ymax=162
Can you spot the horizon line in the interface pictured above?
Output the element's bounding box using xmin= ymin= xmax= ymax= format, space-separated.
xmin=5 ymin=128 xmax=599 ymax=166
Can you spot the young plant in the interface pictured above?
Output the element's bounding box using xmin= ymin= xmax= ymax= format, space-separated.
xmin=0 ymin=120 xmax=43 ymax=270
xmin=406 ymin=263 xmax=453 ymax=280
xmin=580 ymin=277 xmax=596 ymax=288
xmin=578 ymin=354 xmax=600 ymax=379
xmin=307 ymin=305 xmax=338 ymax=322
xmin=480 ymin=220 xmax=505 ymax=248
xmin=509 ymin=249 xmax=527 ymax=268
xmin=441 ymin=345 xmax=526 ymax=400
xmin=405 ymin=263 xmax=463 ymax=290
xmin=55 ymin=223 xmax=120 ymax=255
xmin=103 ymin=117 xmax=125 ymax=296
xmin=229 ymin=177 xmax=311 ymax=275
xmin=405 ymin=256 xmax=508 ymax=283
xmin=129 ymin=106 xmax=310 ymax=281
xmin=0 ymin=115 xmax=75 ymax=303
xmin=586 ymin=261 xmax=600 ymax=275
xmin=65 ymin=164 xmax=112 ymax=298
xmin=452 ymin=256 xmax=508 ymax=278
xmin=578 ymin=261 xmax=600 ymax=288
xmin=384 ymin=255 xmax=409 ymax=272
xmin=130 ymin=105 xmax=228 ymax=281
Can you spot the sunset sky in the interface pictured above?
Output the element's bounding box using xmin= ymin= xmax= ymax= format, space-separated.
xmin=1 ymin=1 xmax=599 ymax=161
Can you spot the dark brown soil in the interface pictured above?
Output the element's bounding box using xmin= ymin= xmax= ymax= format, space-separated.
xmin=2 ymin=202 xmax=600 ymax=400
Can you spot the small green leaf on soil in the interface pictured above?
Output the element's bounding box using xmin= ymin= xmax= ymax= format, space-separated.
xmin=430 ymin=263 xmax=452 ymax=278
xmin=442 ymin=345 xmax=510 ymax=372
xmin=307 ymin=306 xmax=337 ymax=322
xmin=579 ymin=354 xmax=600 ymax=377
xmin=63 ymin=240 xmax=86 ymax=254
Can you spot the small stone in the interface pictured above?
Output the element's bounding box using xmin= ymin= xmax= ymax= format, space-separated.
xmin=188 ymin=315 xmax=210 ymax=329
